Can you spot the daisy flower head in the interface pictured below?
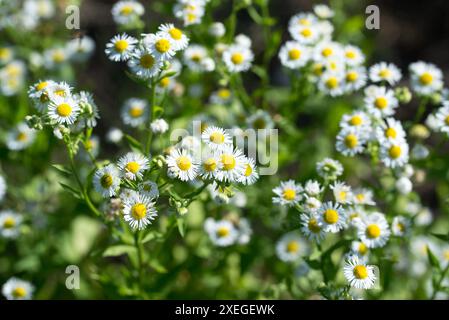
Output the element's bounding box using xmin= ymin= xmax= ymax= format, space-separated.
xmin=142 ymin=32 xmax=176 ymax=61
xmin=222 ymin=44 xmax=254 ymax=73
xmin=318 ymin=71 xmax=345 ymax=96
xmin=300 ymin=212 xmax=325 ymax=243
xmin=122 ymin=191 xmax=157 ymax=230
xmin=288 ymin=14 xmax=320 ymax=45
xmin=158 ymin=23 xmax=189 ymax=51
xmin=5 ymin=122 xmax=36 ymax=151
xmin=288 ymin=12 xmax=318 ymax=29
xmin=375 ymin=117 xmax=406 ymax=143
xmin=204 ymin=218 xmax=238 ymax=247
xmin=318 ymin=201 xmax=347 ymax=233
xmin=234 ymin=34 xmax=252 ymax=48
xmin=180 ymin=135 xmax=202 ymax=154
xmin=2 ymin=278 xmax=34 ymax=300
xmin=272 ymin=180 xmax=303 ymax=207
xmin=336 ymin=127 xmax=367 ymax=156
xmin=278 ymin=41 xmax=311 ymax=69
xmin=346 ymin=206 xmax=368 ymax=226
xmin=351 ymin=240 xmax=370 ymax=260
xmin=201 ymin=126 xmax=231 ymax=151
xmin=28 ymin=79 xmax=55 ymax=111
xmin=105 ymin=33 xmax=137 ymax=62
xmin=0 ymin=210 xmax=22 ymax=239
xmin=117 ymin=152 xmax=150 ymax=180
xmin=47 ymin=81 xmax=72 ymax=101
xmin=0 ymin=46 xmax=14 ymax=65
xmin=121 ymin=98 xmax=149 ymax=127
xmin=343 ymin=255 xmax=376 ymax=289
xmin=47 ymin=95 xmax=80 ymax=125
xmin=409 ymin=61 xmax=443 ymax=96
xmin=150 ymin=118 xmax=169 ymax=134
xmin=330 ymin=181 xmax=353 ymax=204
xmin=93 ymin=164 xmax=121 ymax=198
xmin=343 ymin=45 xmax=365 ymax=66
xmin=199 ymin=152 xmax=220 ymax=180
xmin=316 ymin=158 xmax=343 ymax=180
xmin=166 ymin=148 xmax=199 ymax=181
xmin=304 ymin=180 xmax=323 ymax=197
xmin=435 ymin=103 xmax=449 ymax=136
xmin=183 ymin=44 xmax=214 ymax=72
xmin=340 ymin=111 xmax=371 ymax=130
xmin=43 ymin=47 xmax=69 ymax=69
xmin=127 ymin=46 xmax=162 ymax=79
xmin=67 ymin=36 xmax=95 ymax=63
xmin=216 ymin=145 xmax=246 ymax=182
xmin=380 ymin=139 xmax=409 ymax=168
xmin=364 ymin=86 xmax=398 ymax=118
xmin=356 ymin=212 xmax=390 ymax=248
xmin=352 ymin=188 xmax=375 ymax=206
xmin=173 ymin=0 xmax=206 ymax=26
xmin=247 ymin=110 xmax=274 ymax=130
xmin=314 ymin=4 xmax=334 ymax=19
xmin=138 ymin=180 xmax=159 ymax=199
xmin=392 ymin=216 xmax=411 ymax=237
xmin=276 ymin=232 xmax=309 ymax=262
xmin=210 ymin=88 xmax=232 ymax=105
xmin=369 ymin=62 xmax=402 ymax=85
xmin=303 ymin=196 xmax=322 ymax=212
xmin=75 ymin=91 xmax=100 ymax=128
xmin=313 ymin=41 xmax=343 ymax=62
xmin=111 ymin=0 xmax=144 ymax=26
xmin=344 ymin=67 xmax=367 ymax=92
xmin=239 ymin=156 xmax=259 ymax=185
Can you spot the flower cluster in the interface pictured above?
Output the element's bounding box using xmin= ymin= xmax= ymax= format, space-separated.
xmin=204 ymin=216 xmax=252 ymax=247
xmin=174 ymin=0 xmax=207 ymax=26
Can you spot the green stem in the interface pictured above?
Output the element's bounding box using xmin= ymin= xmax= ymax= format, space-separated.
xmin=145 ymin=80 xmax=156 ymax=155
xmin=134 ymin=230 xmax=144 ymax=297
xmin=414 ymin=97 xmax=428 ymax=124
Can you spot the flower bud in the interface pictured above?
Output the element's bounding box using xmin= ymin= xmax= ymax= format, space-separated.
xmin=394 ymin=87 xmax=412 ymax=104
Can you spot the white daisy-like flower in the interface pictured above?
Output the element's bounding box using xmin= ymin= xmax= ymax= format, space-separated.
xmin=67 ymin=36 xmax=95 ymax=63
xmin=166 ymin=148 xmax=199 ymax=181
xmin=28 ymin=79 xmax=55 ymax=111
xmin=272 ymin=180 xmax=303 ymax=207
xmin=183 ymin=44 xmax=214 ymax=72
xmin=288 ymin=15 xmax=320 ymax=45
xmin=340 ymin=111 xmax=371 ymax=130
xmin=364 ymin=86 xmax=398 ymax=118
xmin=318 ymin=71 xmax=345 ymax=96
xmin=0 ymin=210 xmax=22 ymax=239
xmin=199 ymin=152 xmax=220 ymax=180
xmin=278 ymin=41 xmax=310 ymax=69
xmin=330 ymin=181 xmax=353 ymax=204
xmin=246 ymin=110 xmax=274 ymax=130
xmin=392 ymin=216 xmax=410 ymax=237
xmin=336 ymin=127 xmax=367 ymax=156
xmin=222 ymin=44 xmax=254 ymax=73
xmin=239 ymin=156 xmax=259 ymax=185
xmin=158 ymin=23 xmax=189 ymax=51
xmin=204 ymin=218 xmax=238 ymax=247
xmin=106 ymin=127 xmax=124 ymax=144
xmin=435 ymin=103 xmax=449 ymax=136
xmin=314 ymin=4 xmax=334 ymax=19
xmin=356 ymin=212 xmax=390 ymax=248
xmin=47 ymin=96 xmax=80 ymax=125
xmin=369 ymin=62 xmax=402 ymax=85
xmin=235 ymin=34 xmax=252 ymax=48
xmin=346 ymin=206 xmax=368 ymax=226
xmin=379 ymin=139 xmax=409 ymax=168
xmin=138 ymin=181 xmax=159 ymax=199
xmin=352 ymin=188 xmax=375 ymax=206
xmin=316 ymin=158 xmax=343 ymax=179
xmin=300 ymin=212 xmax=325 ymax=243
xmin=105 ymin=33 xmax=138 ymax=62
xmin=0 ymin=46 xmax=14 ymax=65
xmin=304 ymin=180 xmax=323 ymax=197
xmin=117 ymin=152 xmax=150 ymax=180
xmin=93 ymin=164 xmax=121 ymax=198
xmin=121 ymin=98 xmax=149 ymax=128
xmin=216 ymin=145 xmax=246 ymax=182
xmin=173 ymin=0 xmax=206 ymax=26
xmin=344 ymin=67 xmax=367 ymax=92
xmin=210 ymin=88 xmax=232 ymax=105
xmin=343 ymin=45 xmax=365 ymax=66
xmin=303 ymin=196 xmax=322 ymax=212
xmin=122 ymin=191 xmax=157 ymax=230
xmin=276 ymin=232 xmax=309 ymax=262
xmin=201 ymin=126 xmax=231 ymax=151
xmin=288 ymin=13 xmax=318 ymax=28
xmin=2 ymin=278 xmax=34 ymax=300
xmin=127 ymin=47 xmax=162 ymax=79
xmin=313 ymin=41 xmax=343 ymax=62
xmin=47 ymin=81 xmax=72 ymax=101
xmin=43 ymin=47 xmax=69 ymax=69
xmin=343 ymin=255 xmax=376 ymax=289
xmin=350 ymin=241 xmax=370 ymax=260
xmin=150 ymin=118 xmax=169 ymax=134
xmin=75 ymin=91 xmax=100 ymax=128
xmin=318 ymin=201 xmax=347 ymax=233
xmin=111 ymin=0 xmax=145 ymax=25
xmin=235 ymin=218 xmax=252 ymax=245
xmin=156 ymin=76 xmax=176 ymax=93
xmin=0 ymin=175 xmax=6 ymax=202
xmin=142 ymin=32 xmax=176 ymax=60
xmin=409 ymin=61 xmax=443 ymax=96
xmin=208 ymin=22 xmax=226 ymax=38
xmin=5 ymin=122 xmax=36 ymax=151
xmin=375 ymin=117 xmax=406 ymax=143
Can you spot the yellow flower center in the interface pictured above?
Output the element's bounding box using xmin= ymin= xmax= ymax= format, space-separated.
xmin=244 ymin=164 xmax=252 ymax=177
xmin=56 ymin=103 xmax=72 ymax=117
xmin=366 ymin=224 xmax=381 ymax=239
xmin=155 ymin=39 xmax=171 ymax=53
xmin=346 ymin=71 xmax=358 ymax=82
xmin=126 ymin=161 xmax=140 ymax=174
xmin=300 ymin=28 xmax=312 ymax=37
xmin=169 ymin=28 xmax=182 ymax=40
xmin=324 ymin=209 xmax=339 ymax=224
xmin=397 ymin=222 xmax=406 ymax=233
xmin=140 ymin=54 xmax=155 ymax=69
xmin=353 ymin=265 xmax=368 ymax=279
xmin=12 ymin=287 xmax=27 ymax=298
xmin=325 ymin=77 xmax=338 ymax=89
xmin=54 ymin=89 xmax=66 ymax=97
xmin=177 ymin=156 xmax=191 ymax=171
xmin=286 ymin=241 xmax=299 ymax=253
xmin=375 ymin=97 xmax=388 ymax=109
xmin=129 ymin=106 xmax=144 ymax=118
xmin=345 ymin=51 xmax=356 ymax=59
xmin=298 ymin=18 xmax=310 ymax=26
xmin=218 ymin=89 xmax=231 ymax=99
xmin=282 ymin=188 xmax=296 ymax=201
xmin=191 ymin=53 xmax=202 ymax=62
xmin=385 ymin=127 xmax=397 ymax=138
xmin=339 ymin=191 xmax=347 ymax=201
xmin=419 ymin=72 xmax=433 ymax=85
xmin=114 ymin=40 xmax=128 ymax=53
xmin=0 ymin=48 xmax=11 ymax=60
xmin=16 ymin=132 xmax=27 ymax=142
xmin=379 ymin=69 xmax=391 ymax=78
xmin=100 ymin=174 xmax=113 ymax=188
xmin=356 ymin=193 xmax=365 ymax=202
xmin=159 ymin=77 xmax=170 ymax=88
xmin=52 ymin=51 xmax=65 ymax=63
xmin=210 ymin=132 xmax=225 ymax=144
xmin=3 ymin=217 xmax=15 ymax=229
xmin=349 ymin=115 xmax=362 ymax=126
xmin=308 ymin=218 xmax=321 ymax=233
xmin=216 ymin=226 xmax=230 ymax=238
xmin=120 ymin=5 xmax=133 ymax=15
xmin=203 ymin=158 xmax=217 ymax=172
xmin=358 ymin=243 xmax=368 ymax=255
xmin=445 ymin=116 xmax=449 ymax=126
xmin=131 ymin=203 xmax=147 ymax=220
xmin=321 ymin=47 xmax=333 ymax=57
xmin=187 ymin=13 xmax=197 ymax=22
xmin=221 ymin=154 xmax=236 ymax=170
xmin=344 ymin=134 xmax=358 ymax=149
xmin=231 ymin=53 xmax=244 ymax=65
xmin=312 ymin=63 xmax=323 ymax=76
xmin=388 ymin=145 xmax=402 ymax=159
xmin=288 ymin=49 xmax=301 ymax=60
xmin=35 ymin=81 xmax=48 ymax=91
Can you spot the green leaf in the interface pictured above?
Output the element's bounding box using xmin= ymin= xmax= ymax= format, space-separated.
xmin=59 ymin=182 xmax=81 ymax=199
xmin=52 ymin=164 xmax=72 ymax=176
xmin=148 ymin=259 xmax=168 ymax=273
xmin=103 ymin=245 xmax=137 ymax=257
xmin=321 ymin=239 xmax=352 ymax=283
xmin=177 ymin=217 xmax=186 ymax=238
xmin=124 ymin=134 xmax=142 ymax=151
xmin=431 ymin=232 xmax=449 ymax=242
xmin=304 ymin=258 xmax=321 ymax=270
xmin=427 ymin=247 xmax=441 ymax=271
